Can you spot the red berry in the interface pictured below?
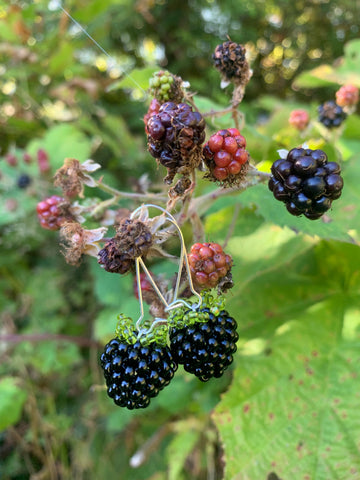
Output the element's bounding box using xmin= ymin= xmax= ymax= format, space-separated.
xmin=336 ymin=85 xmax=359 ymax=107
xmin=188 ymin=242 xmax=233 ymax=290
xmin=37 ymin=149 xmax=50 ymax=173
xmin=289 ymin=109 xmax=310 ymax=131
xmin=208 ymin=134 xmax=224 ymax=152
xmin=203 ymin=128 xmax=249 ymax=184
xmin=5 ymin=154 xmax=17 ymax=167
xmin=36 ymin=195 xmax=65 ymax=230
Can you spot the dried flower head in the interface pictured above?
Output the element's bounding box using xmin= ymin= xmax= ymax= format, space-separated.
xmin=60 ymin=222 xmax=107 ymax=265
xmin=213 ymin=41 xmax=251 ymax=89
xmin=54 ymin=158 xmax=101 ymax=198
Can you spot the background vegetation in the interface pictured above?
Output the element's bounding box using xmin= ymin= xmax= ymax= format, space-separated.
xmin=0 ymin=1 xmax=359 ymax=479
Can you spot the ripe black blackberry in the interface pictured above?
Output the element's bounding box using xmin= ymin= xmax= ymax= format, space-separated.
xmin=100 ymin=336 xmax=177 ymax=409
xmin=318 ymin=101 xmax=347 ymax=129
xmin=147 ymin=102 xmax=206 ymax=184
xmin=269 ymin=147 xmax=344 ymax=220
xmin=212 ymin=41 xmax=251 ymax=87
xmin=169 ymin=307 xmax=238 ymax=382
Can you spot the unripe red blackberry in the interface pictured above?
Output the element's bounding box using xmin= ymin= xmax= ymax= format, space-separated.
xmin=318 ymin=101 xmax=347 ymax=129
xmin=36 ymin=195 xmax=66 ymax=230
xmin=147 ymin=102 xmax=206 ymax=184
xmin=101 ymin=336 xmax=177 ymax=409
xmin=188 ymin=242 xmax=233 ymax=290
xmin=269 ymin=147 xmax=344 ymax=220
xmin=37 ymin=149 xmax=50 ymax=173
xmin=5 ymin=154 xmax=17 ymax=167
xmin=169 ymin=307 xmax=238 ymax=382
xmin=335 ymin=85 xmax=359 ymax=108
xmin=203 ymin=128 xmax=249 ymax=186
xmin=289 ymin=109 xmax=310 ymax=131
xmin=98 ymin=218 xmax=153 ymax=274
xmin=149 ymin=70 xmax=184 ymax=104
xmin=213 ymin=41 xmax=251 ymax=87
xmin=144 ymin=98 xmax=160 ymax=134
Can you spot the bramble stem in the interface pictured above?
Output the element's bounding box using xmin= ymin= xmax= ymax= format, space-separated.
xmin=95 ymin=179 xmax=168 ymax=202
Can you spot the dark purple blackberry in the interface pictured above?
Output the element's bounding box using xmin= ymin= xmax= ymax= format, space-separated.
xmin=17 ymin=173 xmax=32 ymax=189
xmin=169 ymin=307 xmax=238 ymax=382
xmin=318 ymin=101 xmax=347 ymax=129
xmin=268 ymin=148 xmax=344 ymax=219
xmin=100 ymin=337 xmax=177 ymax=409
xmin=147 ymin=102 xmax=206 ymax=184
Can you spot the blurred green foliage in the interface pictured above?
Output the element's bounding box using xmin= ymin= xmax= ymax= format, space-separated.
xmin=0 ymin=1 xmax=360 ymax=479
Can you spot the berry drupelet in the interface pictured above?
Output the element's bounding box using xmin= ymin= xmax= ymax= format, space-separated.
xmin=269 ymin=147 xmax=344 ymax=220
xmin=203 ymin=128 xmax=249 ymax=186
xmin=188 ymin=242 xmax=233 ymax=290
xmin=100 ymin=336 xmax=177 ymax=409
xmin=170 ymin=307 xmax=238 ymax=382
xmin=147 ymin=101 xmax=206 ymax=184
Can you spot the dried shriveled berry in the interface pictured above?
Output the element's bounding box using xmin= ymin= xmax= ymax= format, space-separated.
xmin=213 ymin=41 xmax=251 ymax=88
xmin=98 ymin=218 xmax=153 ymax=274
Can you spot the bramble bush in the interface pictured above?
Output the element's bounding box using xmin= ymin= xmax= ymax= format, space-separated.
xmin=1 ymin=2 xmax=360 ymax=480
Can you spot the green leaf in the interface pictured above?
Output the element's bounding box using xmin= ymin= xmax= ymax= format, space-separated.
xmin=213 ymin=240 xmax=360 ymax=480
xmin=27 ymin=124 xmax=92 ymax=172
xmin=107 ymin=66 xmax=159 ymax=92
xmin=0 ymin=377 xmax=27 ymax=431
xmin=167 ymin=421 xmax=202 ymax=480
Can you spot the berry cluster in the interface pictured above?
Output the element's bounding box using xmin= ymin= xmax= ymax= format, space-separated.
xmin=269 ymin=147 xmax=343 ymax=220
xmin=288 ymin=109 xmax=310 ymax=131
xmin=318 ymin=100 xmax=347 ymax=129
xmin=17 ymin=173 xmax=32 ymax=189
xmin=169 ymin=307 xmax=238 ymax=382
xmin=148 ymin=70 xmax=184 ymax=104
xmin=203 ymin=128 xmax=249 ymax=185
xmin=188 ymin=242 xmax=233 ymax=289
xmin=36 ymin=195 xmax=66 ymax=230
xmin=336 ymin=84 xmax=359 ymax=108
xmin=101 ymin=336 xmax=177 ymax=409
xmin=212 ymin=41 xmax=251 ymax=87
xmin=147 ymin=102 xmax=206 ymax=184
xmin=98 ymin=218 xmax=153 ymax=274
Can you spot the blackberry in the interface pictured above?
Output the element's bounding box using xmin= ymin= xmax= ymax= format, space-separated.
xmin=269 ymin=147 xmax=344 ymax=220
xmin=17 ymin=173 xmax=32 ymax=189
xmin=36 ymin=195 xmax=66 ymax=230
xmin=98 ymin=218 xmax=153 ymax=274
xmin=318 ymin=101 xmax=347 ymax=129
xmin=147 ymin=102 xmax=206 ymax=184
xmin=212 ymin=41 xmax=251 ymax=87
xmin=170 ymin=307 xmax=238 ymax=382
xmin=188 ymin=242 xmax=233 ymax=290
xmin=203 ymin=128 xmax=249 ymax=186
xmin=100 ymin=337 xmax=177 ymax=409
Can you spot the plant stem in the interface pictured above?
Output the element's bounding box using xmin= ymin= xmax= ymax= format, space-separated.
xmin=95 ymin=179 xmax=168 ymax=202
